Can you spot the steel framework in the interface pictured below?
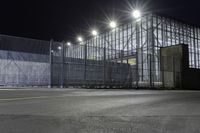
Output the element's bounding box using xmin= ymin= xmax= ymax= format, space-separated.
xmin=62 ymin=14 xmax=200 ymax=88
xmin=1 ymin=13 xmax=199 ymax=88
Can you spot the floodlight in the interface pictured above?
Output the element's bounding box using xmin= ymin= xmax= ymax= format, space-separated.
xmin=67 ymin=42 xmax=71 ymax=46
xmin=91 ymin=30 xmax=98 ymax=36
xmin=77 ymin=36 xmax=83 ymax=42
xmin=109 ymin=21 xmax=117 ymax=29
xmin=132 ymin=10 xmax=141 ymax=19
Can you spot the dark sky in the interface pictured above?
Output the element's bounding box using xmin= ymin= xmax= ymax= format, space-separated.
xmin=0 ymin=0 xmax=200 ymax=42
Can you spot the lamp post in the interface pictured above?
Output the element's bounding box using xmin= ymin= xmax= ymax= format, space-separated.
xmin=133 ymin=9 xmax=141 ymax=88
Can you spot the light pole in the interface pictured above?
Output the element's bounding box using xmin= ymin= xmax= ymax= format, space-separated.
xmin=132 ymin=9 xmax=141 ymax=88
xmin=49 ymin=39 xmax=54 ymax=88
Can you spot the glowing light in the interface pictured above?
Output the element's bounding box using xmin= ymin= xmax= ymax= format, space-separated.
xmin=109 ymin=21 xmax=117 ymax=29
xmin=77 ymin=36 xmax=83 ymax=42
xmin=91 ymin=30 xmax=98 ymax=36
xmin=132 ymin=10 xmax=141 ymax=19
xmin=67 ymin=42 xmax=71 ymax=46
xmin=58 ymin=46 xmax=62 ymax=50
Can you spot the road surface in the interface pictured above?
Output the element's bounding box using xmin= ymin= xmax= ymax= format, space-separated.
xmin=0 ymin=88 xmax=200 ymax=133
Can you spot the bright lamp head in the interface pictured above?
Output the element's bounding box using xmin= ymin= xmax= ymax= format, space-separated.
xmin=91 ymin=30 xmax=98 ymax=36
xmin=77 ymin=36 xmax=83 ymax=42
xmin=67 ymin=42 xmax=71 ymax=46
xmin=132 ymin=10 xmax=141 ymax=19
xmin=109 ymin=21 xmax=117 ymax=29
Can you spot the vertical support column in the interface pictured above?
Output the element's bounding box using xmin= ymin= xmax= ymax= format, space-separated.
xmin=114 ymin=27 xmax=117 ymax=60
xmin=150 ymin=15 xmax=155 ymax=88
xmin=120 ymin=50 xmax=124 ymax=63
xmin=172 ymin=56 xmax=175 ymax=88
xmin=189 ymin=26 xmax=192 ymax=67
xmin=49 ymin=39 xmax=53 ymax=88
xmin=60 ymin=42 xmax=64 ymax=88
xmin=197 ymin=28 xmax=200 ymax=68
xmin=136 ymin=22 xmax=140 ymax=88
xmin=103 ymin=47 xmax=106 ymax=86
xmin=140 ymin=19 xmax=144 ymax=82
xmin=84 ymin=43 xmax=87 ymax=84
xmin=149 ymin=54 xmax=152 ymax=88
xmin=160 ymin=54 xmax=165 ymax=88
xmin=193 ymin=26 xmax=197 ymax=68
xmin=126 ymin=24 xmax=129 ymax=64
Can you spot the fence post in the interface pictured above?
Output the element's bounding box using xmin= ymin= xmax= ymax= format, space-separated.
xmin=149 ymin=54 xmax=152 ymax=88
xmin=172 ymin=56 xmax=175 ymax=88
xmin=60 ymin=42 xmax=64 ymax=88
xmin=120 ymin=50 xmax=124 ymax=63
xmin=136 ymin=50 xmax=139 ymax=88
xmin=161 ymin=56 xmax=165 ymax=88
xmin=84 ymin=43 xmax=87 ymax=84
xmin=103 ymin=47 xmax=106 ymax=86
xmin=135 ymin=21 xmax=140 ymax=88
xmin=49 ymin=39 xmax=53 ymax=88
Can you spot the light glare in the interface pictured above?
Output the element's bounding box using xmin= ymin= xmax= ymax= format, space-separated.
xmin=132 ymin=10 xmax=141 ymax=19
xmin=77 ymin=36 xmax=83 ymax=42
xmin=92 ymin=30 xmax=98 ymax=36
xmin=109 ymin=21 xmax=117 ymax=29
xmin=67 ymin=42 xmax=71 ymax=46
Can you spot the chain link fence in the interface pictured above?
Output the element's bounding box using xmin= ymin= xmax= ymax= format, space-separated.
xmin=0 ymin=34 xmax=182 ymax=88
xmin=0 ymin=35 xmax=50 ymax=87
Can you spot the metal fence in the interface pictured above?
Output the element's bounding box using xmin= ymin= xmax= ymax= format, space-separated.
xmin=0 ymin=35 xmax=132 ymax=88
xmin=51 ymin=42 xmax=131 ymax=88
xmin=50 ymin=40 xmax=181 ymax=88
xmin=79 ymin=13 xmax=200 ymax=88
xmin=0 ymin=35 xmax=50 ymax=87
xmin=0 ymin=50 xmax=50 ymax=86
xmin=0 ymin=35 xmax=186 ymax=88
xmin=0 ymin=13 xmax=198 ymax=88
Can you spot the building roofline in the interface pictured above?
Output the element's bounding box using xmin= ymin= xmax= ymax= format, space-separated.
xmin=80 ymin=13 xmax=200 ymax=45
xmin=153 ymin=13 xmax=200 ymax=28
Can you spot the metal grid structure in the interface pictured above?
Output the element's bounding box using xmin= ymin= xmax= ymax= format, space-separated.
xmin=0 ymin=13 xmax=200 ymax=88
xmin=62 ymin=13 xmax=200 ymax=88
xmin=51 ymin=42 xmax=131 ymax=88
xmin=0 ymin=34 xmax=50 ymax=86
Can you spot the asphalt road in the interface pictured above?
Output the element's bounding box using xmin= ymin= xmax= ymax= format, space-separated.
xmin=0 ymin=88 xmax=200 ymax=133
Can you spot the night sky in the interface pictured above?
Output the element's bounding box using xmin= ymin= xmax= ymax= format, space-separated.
xmin=0 ymin=0 xmax=200 ymax=42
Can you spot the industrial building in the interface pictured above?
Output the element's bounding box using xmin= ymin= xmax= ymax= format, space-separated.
xmin=0 ymin=13 xmax=200 ymax=89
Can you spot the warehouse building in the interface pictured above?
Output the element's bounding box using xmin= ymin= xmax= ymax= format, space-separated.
xmin=0 ymin=13 xmax=200 ymax=89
